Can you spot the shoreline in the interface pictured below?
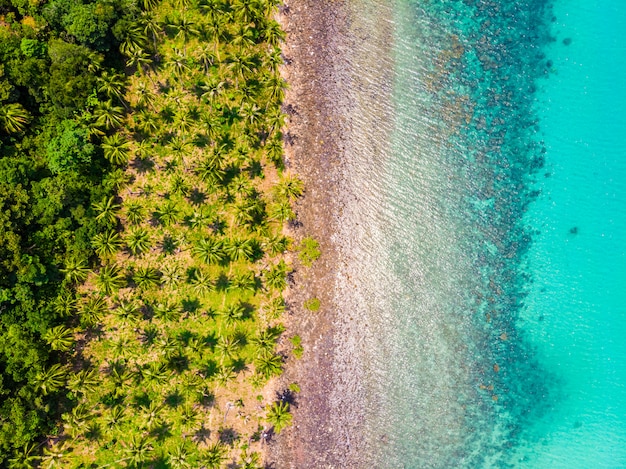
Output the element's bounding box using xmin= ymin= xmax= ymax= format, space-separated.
xmin=270 ymin=0 xmax=352 ymax=467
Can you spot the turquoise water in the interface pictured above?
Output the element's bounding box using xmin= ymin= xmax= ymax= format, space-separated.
xmin=332 ymin=0 xmax=626 ymax=467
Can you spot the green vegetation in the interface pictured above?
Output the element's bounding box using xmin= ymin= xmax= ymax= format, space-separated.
xmin=298 ymin=236 xmax=321 ymax=267
xmin=304 ymin=297 xmax=321 ymax=312
xmin=290 ymin=334 xmax=303 ymax=359
xmin=0 ymin=0 xmax=309 ymax=465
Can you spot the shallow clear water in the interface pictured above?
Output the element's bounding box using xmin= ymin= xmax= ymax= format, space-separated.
xmin=331 ymin=0 xmax=626 ymax=467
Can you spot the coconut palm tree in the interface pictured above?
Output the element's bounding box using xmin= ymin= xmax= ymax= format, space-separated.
xmin=34 ymin=363 xmax=67 ymax=396
xmin=266 ymin=401 xmax=292 ymax=434
xmin=102 ymin=133 xmax=131 ymax=165
xmin=67 ymin=368 xmax=100 ymax=396
xmin=219 ymin=303 xmax=244 ymax=329
xmin=43 ymin=325 xmax=74 ymax=352
xmin=262 ymin=19 xmax=285 ymax=47
xmin=154 ymin=201 xmax=179 ymax=226
xmin=105 ymin=405 xmax=126 ymax=429
xmin=61 ymin=256 xmax=91 ymax=284
xmin=161 ymin=263 xmax=183 ymax=286
xmin=190 ymin=268 xmax=214 ymax=294
xmin=273 ymin=175 xmax=304 ymax=201
xmin=133 ymin=266 xmax=161 ymax=289
xmin=202 ymin=442 xmax=226 ymax=469
xmin=193 ymin=237 xmax=225 ymax=265
xmin=0 ymin=103 xmax=30 ymax=134
xmin=126 ymin=227 xmax=152 ymax=255
xmin=92 ymin=230 xmax=123 ymax=258
xmin=168 ymin=48 xmax=191 ymax=77
xmin=80 ymin=295 xmax=107 ymax=326
xmin=96 ymin=264 xmax=126 ymax=294
xmin=123 ymin=435 xmax=153 ymax=468
xmin=224 ymin=237 xmax=255 ymax=262
xmin=215 ymin=336 xmax=239 ymax=363
xmin=168 ymin=14 xmax=199 ymax=54
xmin=255 ymin=350 xmax=282 ymax=379
xmin=264 ymin=260 xmax=288 ymax=290
xmin=120 ymin=25 xmax=149 ymax=57
xmin=93 ymin=100 xmax=125 ymax=130
xmin=251 ymin=327 xmax=282 ymax=355
xmin=53 ymin=292 xmax=76 ymax=318
xmin=97 ymin=70 xmax=127 ymax=106
xmin=168 ymin=443 xmax=191 ymax=469
xmin=7 ymin=442 xmax=38 ymax=469
xmin=93 ymin=196 xmax=121 ymax=227
xmin=40 ymin=441 xmax=69 ymax=468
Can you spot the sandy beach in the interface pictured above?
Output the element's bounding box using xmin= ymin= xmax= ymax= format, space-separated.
xmin=268 ymin=1 xmax=353 ymax=467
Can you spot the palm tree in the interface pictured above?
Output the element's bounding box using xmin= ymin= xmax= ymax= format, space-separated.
xmin=113 ymin=300 xmax=142 ymax=324
xmin=193 ymin=237 xmax=225 ymax=265
xmin=167 ymin=48 xmax=191 ymax=76
xmin=80 ymin=295 xmax=107 ymax=326
xmin=262 ymin=20 xmax=285 ymax=48
xmin=67 ymin=368 xmax=100 ymax=396
xmin=126 ymin=227 xmax=152 ymax=255
xmin=266 ymin=401 xmax=292 ymax=434
xmin=195 ymin=155 xmax=225 ymax=184
xmin=153 ymin=301 xmax=182 ymax=321
xmin=262 ymin=296 xmax=285 ymax=320
xmin=140 ymin=11 xmax=161 ymax=50
xmin=228 ymin=271 xmax=257 ymax=293
xmin=102 ymin=133 xmax=131 ymax=165
xmin=219 ymin=303 xmax=244 ymax=329
xmin=264 ymin=260 xmax=288 ymax=290
xmin=168 ymin=443 xmax=191 ymax=469
xmin=251 ymin=327 xmax=282 ymax=355
xmin=34 ymin=363 xmax=67 ymax=396
xmin=53 ymin=292 xmax=76 ymax=318
xmin=43 ymin=325 xmax=74 ymax=352
xmin=40 ymin=441 xmax=69 ymax=468
xmin=274 ymin=175 xmax=304 ymax=200
xmin=7 ymin=442 xmax=38 ymax=469
xmin=202 ymin=442 xmax=226 ymax=469
xmin=215 ymin=335 xmax=239 ymax=362
xmin=120 ymin=25 xmax=148 ymax=56
xmin=167 ymin=14 xmax=199 ymax=54
xmin=96 ymin=264 xmax=126 ymax=294
xmin=127 ymin=49 xmax=154 ymax=78
xmin=190 ymin=268 xmax=214 ymax=294
xmin=124 ymin=201 xmax=145 ymax=225
xmin=93 ymin=100 xmax=125 ymax=130
xmin=161 ymin=263 xmax=183 ymax=286
xmin=0 ymin=102 xmax=30 ymax=133
xmin=61 ymin=256 xmax=91 ymax=284
xmin=255 ymin=350 xmax=282 ymax=379
xmin=92 ymin=230 xmax=123 ymax=258
xmin=154 ymin=201 xmax=179 ymax=226
xmin=214 ymin=365 xmax=235 ymax=386
xmin=97 ymin=70 xmax=127 ymax=107
xmin=268 ymin=200 xmax=294 ymax=222
xmin=263 ymin=234 xmax=290 ymax=256
xmin=224 ymin=237 xmax=255 ymax=262
xmin=105 ymin=405 xmax=126 ymax=429
xmin=133 ymin=266 xmax=161 ymax=289
xmin=93 ymin=196 xmax=121 ymax=227
xmin=123 ymin=435 xmax=153 ymax=468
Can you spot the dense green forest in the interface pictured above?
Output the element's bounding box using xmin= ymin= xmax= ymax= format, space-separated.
xmin=1 ymin=0 xmax=301 ymax=466
xmin=1 ymin=0 xmax=137 ymax=460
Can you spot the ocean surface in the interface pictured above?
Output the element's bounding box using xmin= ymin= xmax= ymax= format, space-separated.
xmin=329 ymin=0 xmax=626 ymax=467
